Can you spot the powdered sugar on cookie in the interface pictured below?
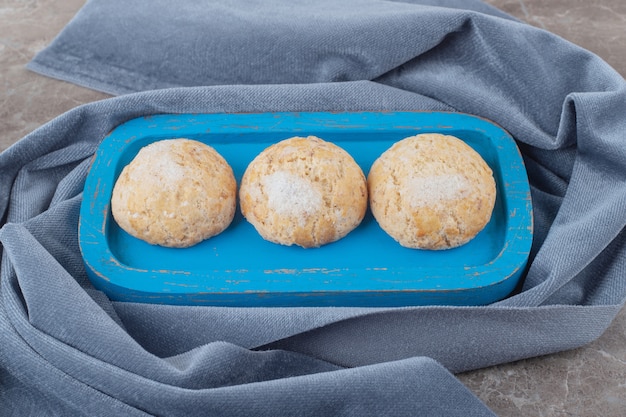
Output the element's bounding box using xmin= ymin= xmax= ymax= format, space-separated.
xmin=405 ymin=174 xmax=471 ymax=208
xmin=240 ymin=136 xmax=367 ymax=248
xmin=263 ymin=170 xmax=322 ymax=217
xmin=368 ymin=133 xmax=496 ymax=250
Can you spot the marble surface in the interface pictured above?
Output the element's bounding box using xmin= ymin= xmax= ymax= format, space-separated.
xmin=1 ymin=0 xmax=625 ymax=415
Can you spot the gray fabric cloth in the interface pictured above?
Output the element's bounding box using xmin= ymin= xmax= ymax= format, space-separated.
xmin=2 ymin=0 xmax=626 ymax=415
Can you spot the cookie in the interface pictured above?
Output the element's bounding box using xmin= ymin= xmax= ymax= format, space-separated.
xmin=111 ymin=138 xmax=237 ymax=248
xmin=368 ymin=133 xmax=496 ymax=250
xmin=239 ymin=136 xmax=367 ymax=248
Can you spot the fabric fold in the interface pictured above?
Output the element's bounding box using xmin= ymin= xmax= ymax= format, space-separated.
xmin=27 ymin=1 xmax=512 ymax=95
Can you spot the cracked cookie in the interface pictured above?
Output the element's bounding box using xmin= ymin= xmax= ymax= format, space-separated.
xmin=111 ymin=138 xmax=237 ymax=248
xmin=239 ymin=136 xmax=367 ymax=248
xmin=368 ymin=133 xmax=496 ymax=250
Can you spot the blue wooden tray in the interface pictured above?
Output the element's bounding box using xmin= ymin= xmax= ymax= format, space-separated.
xmin=79 ymin=111 xmax=533 ymax=307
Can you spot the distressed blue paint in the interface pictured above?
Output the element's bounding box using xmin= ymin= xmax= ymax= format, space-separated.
xmin=79 ymin=111 xmax=533 ymax=307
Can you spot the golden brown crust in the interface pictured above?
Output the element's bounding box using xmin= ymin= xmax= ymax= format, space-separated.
xmin=110 ymin=138 xmax=236 ymax=248
xmin=239 ymin=136 xmax=367 ymax=248
xmin=368 ymin=133 xmax=496 ymax=250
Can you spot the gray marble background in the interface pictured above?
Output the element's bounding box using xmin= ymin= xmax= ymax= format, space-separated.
xmin=1 ymin=0 xmax=625 ymax=415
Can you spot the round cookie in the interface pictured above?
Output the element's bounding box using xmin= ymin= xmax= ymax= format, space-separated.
xmin=111 ymin=138 xmax=236 ymax=248
xmin=239 ymin=136 xmax=367 ymax=248
xmin=368 ymin=133 xmax=496 ymax=250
